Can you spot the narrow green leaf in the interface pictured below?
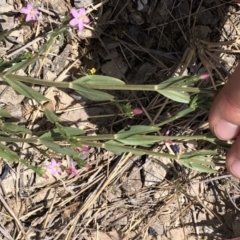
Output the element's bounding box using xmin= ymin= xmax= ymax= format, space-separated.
xmin=72 ymin=155 xmax=86 ymax=167
xmin=39 ymin=127 xmax=85 ymax=139
xmin=116 ymin=125 xmax=159 ymax=139
xmin=39 ymin=137 xmax=77 ymax=156
xmin=157 ymin=75 xmax=201 ymax=90
xmin=180 ymin=161 xmax=217 ymax=173
xmin=74 ymin=75 xmax=125 ymax=85
xmin=71 ymin=83 xmax=114 ymax=101
xmin=0 ymin=143 xmax=19 ymax=161
xmin=117 ymin=135 xmax=157 ymax=147
xmin=1 ymin=123 xmax=31 ymax=134
xmin=44 ymin=109 xmax=60 ymax=123
xmin=157 ymin=89 xmax=190 ymax=103
xmin=156 ymin=107 xmax=195 ymax=127
xmin=19 ymin=159 xmax=45 ymax=176
xmin=6 ymin=55 xmax=41 ymax=74
xmin=104 ymin=140 xmax=144 ymax=156
xmin=180 ymin=150 xmax=217 ymax=159
xmin=0 ymin=109 xmax=12 ymax=118
xmin=4 ymin=76 xmax=48 ymax=103
xmin=55 ymin=123 xmax=69 ymax=139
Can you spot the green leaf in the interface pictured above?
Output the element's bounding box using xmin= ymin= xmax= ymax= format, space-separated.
xmin=74 ymin=75 xmax=125 ymax=85
xmin=157 ymin=75 xmax=201 ymax=90
xmin=1 ymin=123 xmax=31 ymax=134
xmin=104 ymin=140 xmax=145 ymax=156
xmin=4 ymin=76 xmax=48 ymax=103
xmin=180 ymin=160 xmax=217 ymax=173
xmin=72 ymin=155 xmax=86 ymax=167
xmin=71 ymin=83 xmax=114 ymax=101
xmin=0 ymin=109 xmax=12 ymax=118
xmin=116 ymin=125 xmax=159 ymax=139
xmin=39 ymin=137 xmax=77 ymax=156
xmin=117 ymin=135 xmax=157 ymax=147
xmin=44 ymin=109 xmax=60 ymax=123
xmin=39 ymin=127 xmax=85 ymax=139
xmin=156 ymin=107 xmax=195 ymax=127
xmin=0 ymin=143 xmax=19 ymax=161
xmin=179 ymin=150 xmax=217 ymax=159
xmin=19 ymin=159 xmax=45 ymax=176
xmin=55 ymin=123 xmax=69 ymax=139
xmin=6 ymin=55 xmax=41 ymax=74
xmin=157 ymin=89 xmax=190 ymax=103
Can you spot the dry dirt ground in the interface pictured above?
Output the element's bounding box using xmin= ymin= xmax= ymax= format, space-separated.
xmin=1 ymin=0 xmax=240 ymax=239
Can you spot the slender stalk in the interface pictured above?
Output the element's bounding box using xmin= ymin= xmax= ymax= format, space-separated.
xmin=0 ymin=134 xmax=214 ymax=143
xmin=81 ymin=141 xmax=180 ymax=160
xmin=3 ymin=74 xmax=215 ymax=94
xmin=4 ymin=74 xmax=69 ymax=88
xmin=0 ymin=137 xmax=37 ymax=143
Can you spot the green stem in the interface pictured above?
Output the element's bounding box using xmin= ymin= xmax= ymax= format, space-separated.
xmin=81 ymin=141 xmax=180 ymax=160
xmin=4 ymin=74 xmax=215 ymax=94
xmin=0 ymin=137 xmax=37 ymax=143
xmin=5 ymin=74 xmax=69 ymax=88
xmin=0 ymin=134 xmax=214 ymax=143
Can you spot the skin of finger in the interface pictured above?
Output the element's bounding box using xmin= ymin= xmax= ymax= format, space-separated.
xmin=226 ymin=137 xmax=240 ymax=179
xmin=209 ymin=63 xmax=240 ymax=132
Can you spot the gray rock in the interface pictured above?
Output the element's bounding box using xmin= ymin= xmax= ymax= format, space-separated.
xmin=101 ymin=57 xmax=128 ymax=79
xmin=121 ymin=166 xmax=142 ymax=195
xmin=144 ymin=157 xmax=172 ymax=187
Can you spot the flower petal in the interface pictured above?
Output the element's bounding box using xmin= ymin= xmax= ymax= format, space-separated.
xmin=26 ymin=14 xmax=32 ymax=22
xmin=27 ymin=3 xmax=33 ymax=10
xmin=70 ymin=8 xmax=79 ymax=18
xmin=83 ymin=16 xmax=90 ymax=24
xmin=34 ymin=9 xmax=40 ymax=15
xmin=78 ymin=21 xmax=84 ymax=31
xmin=20 ymin=8 xmax=29 ymax=14
xmin=51 ymin=159 xmax=57 ymax=165
xmin=51 ymin=169 xmax=57 ymax=176
xmin=69 ymin=18 xmax=79 ymax=27
xmin=78 ymin=8 xmax=86 ymax=16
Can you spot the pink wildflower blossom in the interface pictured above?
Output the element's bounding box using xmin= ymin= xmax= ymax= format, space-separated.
xmin=46 ymin=159 xmax=62 ymax=176
xmin=20 ymin=3 xmax=39 ymax=22
xmin=66 ymin=161 xmax=78 ymax=176
xmin=69 ymin=8 xmax=90 ymax=31
xmin=81 ymin=145 xmax=89 ymax=153
xmin=133 ymin=108 xmax=143 ymax=115
xmin=200 ymin=73 xmax=210 ymax=80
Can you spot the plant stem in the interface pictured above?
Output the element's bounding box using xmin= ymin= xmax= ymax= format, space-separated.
xmin=0 ymin=134 xmax=214 ymax=143
xmin=3 ymin=74 xmax=215 ymax=94
xmin=81 ymin=141 xmax=180 ymax=160
xmin=4 ymin=74 xmax=70 ymax=88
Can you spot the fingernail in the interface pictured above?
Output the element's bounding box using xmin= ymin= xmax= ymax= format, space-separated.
xmin=214 ymin=120 xmax=239 ymax=140
xmin=229 ymin=160 xmax=240 ymax=179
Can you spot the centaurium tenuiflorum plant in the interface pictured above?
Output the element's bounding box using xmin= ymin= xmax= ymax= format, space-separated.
xmin=69 ymin=8 xmax=90 ymax=31
xmin=20 ymin=3 xmax=39 ymax=22
xmin=0 ymin=9 xmax=221 ymax=176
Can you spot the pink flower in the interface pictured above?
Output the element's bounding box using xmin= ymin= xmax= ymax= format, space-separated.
xmin=69 ymin=8 xmax=90 ymax=31
xmin=81 ymin=145 xmax=89 ymax=153
xmin=46 ymin=159 xmax=62 ymax=176
xmin=200 ymin=73 xmax=210 ymax=80
xmin=20 ymin=3 xmax=39 ymax=22
xmin=66 ymin=161 xmax=78 ymax=176
xmin=133 ymin=108 xmax=143 ymax=115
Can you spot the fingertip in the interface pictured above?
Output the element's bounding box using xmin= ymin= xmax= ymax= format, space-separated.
xmin=226 ymin=138 xmax=240 ymax=179
xmin=213 ymin=119 xmax=239 ymax=140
